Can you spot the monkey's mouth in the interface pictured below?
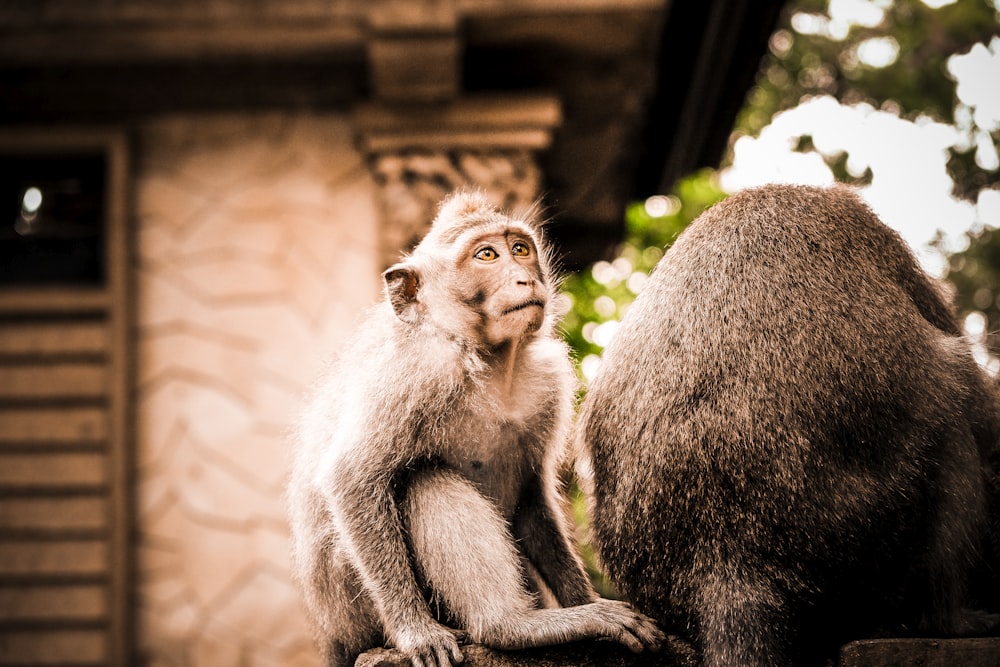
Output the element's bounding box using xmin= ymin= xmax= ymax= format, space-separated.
xmin=502 ymin=299 xmax=545 ymax=316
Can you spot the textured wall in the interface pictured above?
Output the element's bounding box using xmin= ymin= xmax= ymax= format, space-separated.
xmin=134 ymin=113 xmax=379 ymax=666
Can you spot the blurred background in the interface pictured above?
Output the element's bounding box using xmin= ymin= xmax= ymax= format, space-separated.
xmin=0 ymin=1 xmax=996 ymax=665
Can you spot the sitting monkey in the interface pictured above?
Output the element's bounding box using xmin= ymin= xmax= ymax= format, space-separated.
xmin=577 ymin=183 xmax=1000 ymax=667
xmin=288 ymin=191 xmax=663 ymax=667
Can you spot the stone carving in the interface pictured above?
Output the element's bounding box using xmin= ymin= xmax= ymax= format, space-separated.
xmin=369 ymin=148 xmax=541 ymax=267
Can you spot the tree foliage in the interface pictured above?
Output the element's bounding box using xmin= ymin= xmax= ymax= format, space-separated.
xmin=561 ymin=0 xmax=1000 ymax=369
xmin=736 ymin=0 xmax=1000 ymax=194
xmin=561 ymin=170 xmax=725 ymax=370
xmin=940 ymin=227 xmax=1000 ymax=360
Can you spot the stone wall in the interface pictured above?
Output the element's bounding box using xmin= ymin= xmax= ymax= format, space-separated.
xmin=134 ymin=113 xmax=380 ymax=666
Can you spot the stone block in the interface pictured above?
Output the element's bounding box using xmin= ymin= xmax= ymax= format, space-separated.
xmin=356 ymin=637 xmax=698 ymax=667
xmin=837 ymin=637 xmax=1000 ymax=667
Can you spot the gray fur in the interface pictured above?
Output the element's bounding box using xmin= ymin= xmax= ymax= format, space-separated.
xmin=577 ymin=184 xmax=1000 ymax=667
xmin=288 ymin=191 xmax=663 ymax=667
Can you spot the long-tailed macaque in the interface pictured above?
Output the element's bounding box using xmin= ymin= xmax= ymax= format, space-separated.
xmin=577 ymin=184 xmax=1000 ymax=667
xmin=288 ymin=190 xmax=663 ymax=667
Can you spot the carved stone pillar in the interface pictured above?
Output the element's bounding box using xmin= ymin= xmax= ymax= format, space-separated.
xmin=356 ymin=95 xmax=562 ymax=267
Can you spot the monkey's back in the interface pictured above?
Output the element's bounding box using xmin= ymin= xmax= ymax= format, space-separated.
xmin=579 ymin=184 xmax=995 ymax=656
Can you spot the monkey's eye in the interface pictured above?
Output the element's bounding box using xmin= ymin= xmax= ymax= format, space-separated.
xmin=511 ymin=242 xmax=531 ymax=257
xmin=475 ymin=247 xmax=499 ymax=261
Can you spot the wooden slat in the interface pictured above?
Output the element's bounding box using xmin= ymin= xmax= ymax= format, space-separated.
xmin=0 ymin=321 xmax=108 ymax=357
xmin=0 ymin=453 xmax=106 ymax=488
xmin=0 ymin=407 xmax=107 ymax=445
xmin=0 ymin=584 xmax=106 ymax=622
xmin=0 ymin=540 xmax=108 ymax=577
xmin=0 ymin=363 xmax=106 ymax=401
xmin=0 ymin=497 xmax=107 ymax=532
xmin=0 ymin=629 xmax=106 ymax=665
xmin=0 ymin=289 xmax=109 ymax=315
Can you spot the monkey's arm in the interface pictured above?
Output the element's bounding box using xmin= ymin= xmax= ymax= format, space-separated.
xmin=511 ymin=472 xmax=597 ymax=607
xmin=327 ymin=444 xmax=463 ymax=666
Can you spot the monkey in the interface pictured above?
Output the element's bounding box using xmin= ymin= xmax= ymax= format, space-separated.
xmin=287 ymin=190 xmax=664 ymax=667
xmin=576 ymin=184 xmax=1000 ymax=667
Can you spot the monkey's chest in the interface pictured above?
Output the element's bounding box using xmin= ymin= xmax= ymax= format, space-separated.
xmin=446 ymin=428 xmax=529 ymax=520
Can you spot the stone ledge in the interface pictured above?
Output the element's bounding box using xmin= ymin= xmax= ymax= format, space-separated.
xmin=357 ymin=636 xmax=1000 ymax=667
xmin=838 ymin=636 xmax=1000 ymax=667
xmin=355 ymin=94 xmax=563 ymax=152
xmin=356 ymin=636 xmax=697 ymax=667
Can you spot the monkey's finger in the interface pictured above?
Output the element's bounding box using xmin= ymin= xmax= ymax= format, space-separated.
xmin=433 ymin=641 xmax=463 ymax=666
xmin=415 ymin=648 xmax=448 ymax=667
xmin=427 ymin=647 xmax=445 ymax=667
xmin=625 ymin=613 xmax=665 ymax=650
xmin=448 ymin=641 xmax=465 ymax=664
xmin=600 ymin=600 xmax=665 ymax=651
xmin=608 ymin=625 xmax=646 ymax=653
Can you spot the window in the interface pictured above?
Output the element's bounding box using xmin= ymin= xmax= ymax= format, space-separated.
xmin=1 ymin=154 xmax=106 ymax=285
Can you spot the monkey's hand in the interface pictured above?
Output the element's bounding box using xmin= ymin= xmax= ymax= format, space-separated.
xmin=590 ymin=598 xmax=666 ymax=653
xmin=392 ymin=619 xmax=465 ymax=667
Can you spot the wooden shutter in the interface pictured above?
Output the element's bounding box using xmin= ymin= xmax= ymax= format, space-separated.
xmin=0 ymin=131 xmax=131 ymax=666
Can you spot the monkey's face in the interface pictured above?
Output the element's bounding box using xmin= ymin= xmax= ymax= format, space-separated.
xmin=460 ymin=230 xmax=547 ymax=347
xmin=384 ymin=193 xmax=555 ymax=347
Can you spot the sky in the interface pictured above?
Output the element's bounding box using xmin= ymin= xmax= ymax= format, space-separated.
xmin=718 ymin=1 xmax=1000 ymax=278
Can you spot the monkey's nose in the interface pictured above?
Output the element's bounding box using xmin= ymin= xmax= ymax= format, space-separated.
xmin=511 ymin=264 xmax=537 ymax=287
xmin=511 ymin=271 xmax=532 ymax=287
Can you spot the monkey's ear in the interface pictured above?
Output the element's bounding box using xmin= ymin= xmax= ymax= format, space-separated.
xmin=383 ymin=264 xmax=422 ymax=324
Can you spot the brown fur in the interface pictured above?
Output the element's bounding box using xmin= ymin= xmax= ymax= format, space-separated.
xmin=577 ymin=184 xmax=1000 ymax=666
